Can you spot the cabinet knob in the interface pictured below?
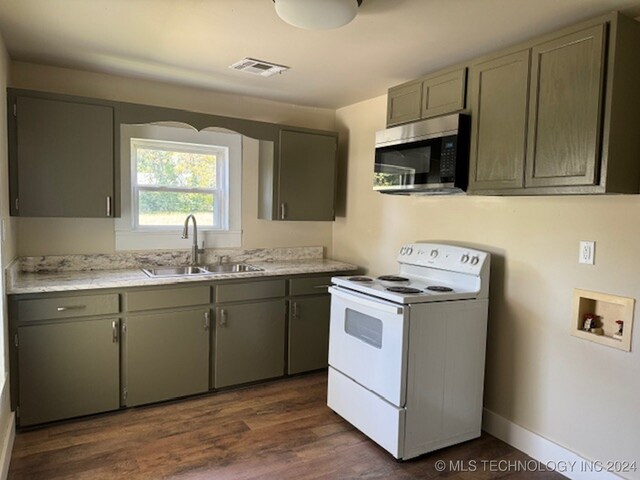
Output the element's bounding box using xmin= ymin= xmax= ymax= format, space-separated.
xmin=219 ymin=309 xmax=227 ymax=327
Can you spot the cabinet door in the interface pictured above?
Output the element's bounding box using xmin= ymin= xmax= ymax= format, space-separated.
xmin=288 ymin=296 xmax=330 ymax=374
xmin=278 ymin=130 xmax=337 ymax=221
xmin=15 ymin=96 xmax=114 ymax=217
xmin=468 ymin=50 xmax=531 ymax=191
xmin=214 ymin=300 xmax=286 ymax=388
xmin=18 ymin=318 xmax=120 ymax=426
xmin=525 ymin=25 xmax=605 ymax=187
xmin=387 ymin=81 xmax=422 ymax=126
xmin=421 ymin=69 xmax=466 ymax=119
xmin=125 ymin=308 xmax=210 ymax=406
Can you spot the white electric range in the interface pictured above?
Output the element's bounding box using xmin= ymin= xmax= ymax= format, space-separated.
xmin=327 ymin=242 xmax=490 ymax=460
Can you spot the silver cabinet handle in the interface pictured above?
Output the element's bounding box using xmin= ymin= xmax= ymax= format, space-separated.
xmin=204 ymin=311 xmax=210 ymax=331
xmin=292 ymin=302 xmax=299 ymax=319
xmin=57 ymin=305 xmax=86 ymax=312
xmin=280 ymin=203 xmax=287 ymax=220
xmin=112 ymin=320 xmax=119 ymax=343
xmin=219 ymin=309 xmax=227 ymax=327
xmin=106 ymin=196 xmax=112 ymax=217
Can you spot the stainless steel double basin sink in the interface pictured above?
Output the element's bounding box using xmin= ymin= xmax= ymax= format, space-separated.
xmin=141 ymin=263 xmax=263 ymax=278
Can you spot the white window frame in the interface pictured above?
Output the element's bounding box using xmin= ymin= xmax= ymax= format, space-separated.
xmin=116 ymin=124 xmax=242 ymax=251
xmin=130 ymin=138 xmax=228 ymax=231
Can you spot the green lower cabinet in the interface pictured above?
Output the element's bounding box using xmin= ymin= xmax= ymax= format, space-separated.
xmin=288 ymin=296 xmax=331 ymax=374
xmin=214 ymin=300 xmax=286 ymax=388
xmin=17 ymin=318 xmax=120 ymax=426
xmin=125 ymin=308 xmax=210 ymax=406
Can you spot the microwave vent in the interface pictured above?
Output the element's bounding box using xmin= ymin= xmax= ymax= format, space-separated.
xmin=229 ymin=57 xmax=290 ymax=77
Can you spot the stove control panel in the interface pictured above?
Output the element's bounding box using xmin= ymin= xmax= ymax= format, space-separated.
xmin=397 ymin=243 xmax=488 ymax=274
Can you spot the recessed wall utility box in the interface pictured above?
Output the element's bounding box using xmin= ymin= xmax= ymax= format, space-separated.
xmin=571 ymin=289 xmax=634 ymax=351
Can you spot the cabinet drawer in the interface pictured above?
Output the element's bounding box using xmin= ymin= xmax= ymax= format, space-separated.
xmin=18 ymin=294 xmax=120 ymax=322
xmin=215 ymin=279 xmax=285 ymax=303
xmin=126 ymin=286 xmax=210 ymax=312
xmin=289 ymin=276 xmax=334 ymax=296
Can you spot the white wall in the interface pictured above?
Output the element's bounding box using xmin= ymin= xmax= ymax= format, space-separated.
xmin=333 ymin=95 xmax=640 ymax=478
xmin=10 ymin=62 xmax=336 ymax=256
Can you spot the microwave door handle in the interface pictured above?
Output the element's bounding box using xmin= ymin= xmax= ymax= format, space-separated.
xmin=328 ymin=287 xmax=404 ymax=316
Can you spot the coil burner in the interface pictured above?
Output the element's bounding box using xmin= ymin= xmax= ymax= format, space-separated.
xmin=386 ymin=286 xmax=422 ymax=294
xmin=378 ymin=275 xmax=410 ymax=282
xmin=426 ymin=286 xmax=454 ymax=292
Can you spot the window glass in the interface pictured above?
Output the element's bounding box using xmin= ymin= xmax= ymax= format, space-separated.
xmin=131 ymin=140 xmax=228 ymax=229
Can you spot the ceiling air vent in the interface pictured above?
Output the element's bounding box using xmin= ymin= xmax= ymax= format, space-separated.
xmin=229 ymin=57 xmax=290 ymax=77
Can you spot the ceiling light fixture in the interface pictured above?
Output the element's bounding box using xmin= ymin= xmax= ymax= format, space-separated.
xmin=273 ymin=0 xmax=363 ymax=30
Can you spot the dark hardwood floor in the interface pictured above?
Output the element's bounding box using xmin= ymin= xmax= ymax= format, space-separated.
xmin=8 ymin=373 xmax=563 ymax=479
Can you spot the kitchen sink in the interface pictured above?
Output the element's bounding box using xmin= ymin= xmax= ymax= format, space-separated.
xmin=141 ymin=266 xmax=209 ymax=277
xmin=141 ymin=263 xmax=263 ymax=277
xmin=204 ymin=263 xmax=264 ymax=273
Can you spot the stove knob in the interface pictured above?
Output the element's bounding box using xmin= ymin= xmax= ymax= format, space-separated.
xmin=400 ymin=247 xmax=406 ymax=255
xmin=430 ymin=249 xmax=438 ymax=259
xmin=407 ymin=247 xmax=413 ymax=255
xmin=461 ymin=254 xmax=470 ymax=264
xmin=470 ymin=256 xmax=480 ymax=265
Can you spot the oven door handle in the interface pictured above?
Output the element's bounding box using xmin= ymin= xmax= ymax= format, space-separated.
xmin=328 ymin=287 xmax=404 ymax=315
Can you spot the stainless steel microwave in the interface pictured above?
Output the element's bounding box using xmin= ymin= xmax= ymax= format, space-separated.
xmin=374 ymin=113 xmax=470 ymax=195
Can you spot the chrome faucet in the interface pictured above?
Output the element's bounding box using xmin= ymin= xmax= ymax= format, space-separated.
xmin=182 ymin=214 xmax=205 ymax=266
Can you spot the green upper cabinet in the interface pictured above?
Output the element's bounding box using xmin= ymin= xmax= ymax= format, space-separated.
xmin=387 ymin=67 xmax=466 ymax=127
xmin=259 ymin=128 xmax=338 ymax=221
xmin=10 ymin=94 xmax=115 ymax=217
xmin=468 ymin=12 xmax=640 ymax=195
xmin=387 ymin=81 xmax=423 ymax=126
xmin=468 ymin=50 xmax=531 ymax=191
xmin=525 ymin=25 xmax=605 ymax=188
xmin=421 ymin=68 xmax=467 ymax=119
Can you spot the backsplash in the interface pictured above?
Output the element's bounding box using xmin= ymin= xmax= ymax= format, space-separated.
xmin=15 ymin=246 xmax=324 ymax=273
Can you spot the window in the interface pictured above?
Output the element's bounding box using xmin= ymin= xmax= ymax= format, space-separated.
xmin=116 ymin=124 xmax=242 ymax=251
xmin=132 ymin=139 xmax=228 ymax=229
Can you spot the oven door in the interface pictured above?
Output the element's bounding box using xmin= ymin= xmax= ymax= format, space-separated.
xmin=328 ymin=287 xmax=409 ymax=407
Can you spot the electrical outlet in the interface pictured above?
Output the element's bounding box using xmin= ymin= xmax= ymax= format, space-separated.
xmin=579 ymin=241 xmax=595 ymax=265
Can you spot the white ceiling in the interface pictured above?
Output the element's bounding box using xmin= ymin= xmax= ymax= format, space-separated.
xmin=1 ymin=0 xmax=640 ymax=109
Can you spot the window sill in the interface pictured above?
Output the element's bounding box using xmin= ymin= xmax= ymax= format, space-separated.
xmin=115 ymin=230 xmax=242 ymax=251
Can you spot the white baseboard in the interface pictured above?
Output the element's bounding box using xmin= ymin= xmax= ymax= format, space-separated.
xmin=483 ymin=408 xmax=622 ymax=480
xmin=0 ymin=411 xmax=14 ymax=480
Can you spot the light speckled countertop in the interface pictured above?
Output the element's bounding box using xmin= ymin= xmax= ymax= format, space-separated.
xmin=7 ymin=259 xmax=358 ymax=295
